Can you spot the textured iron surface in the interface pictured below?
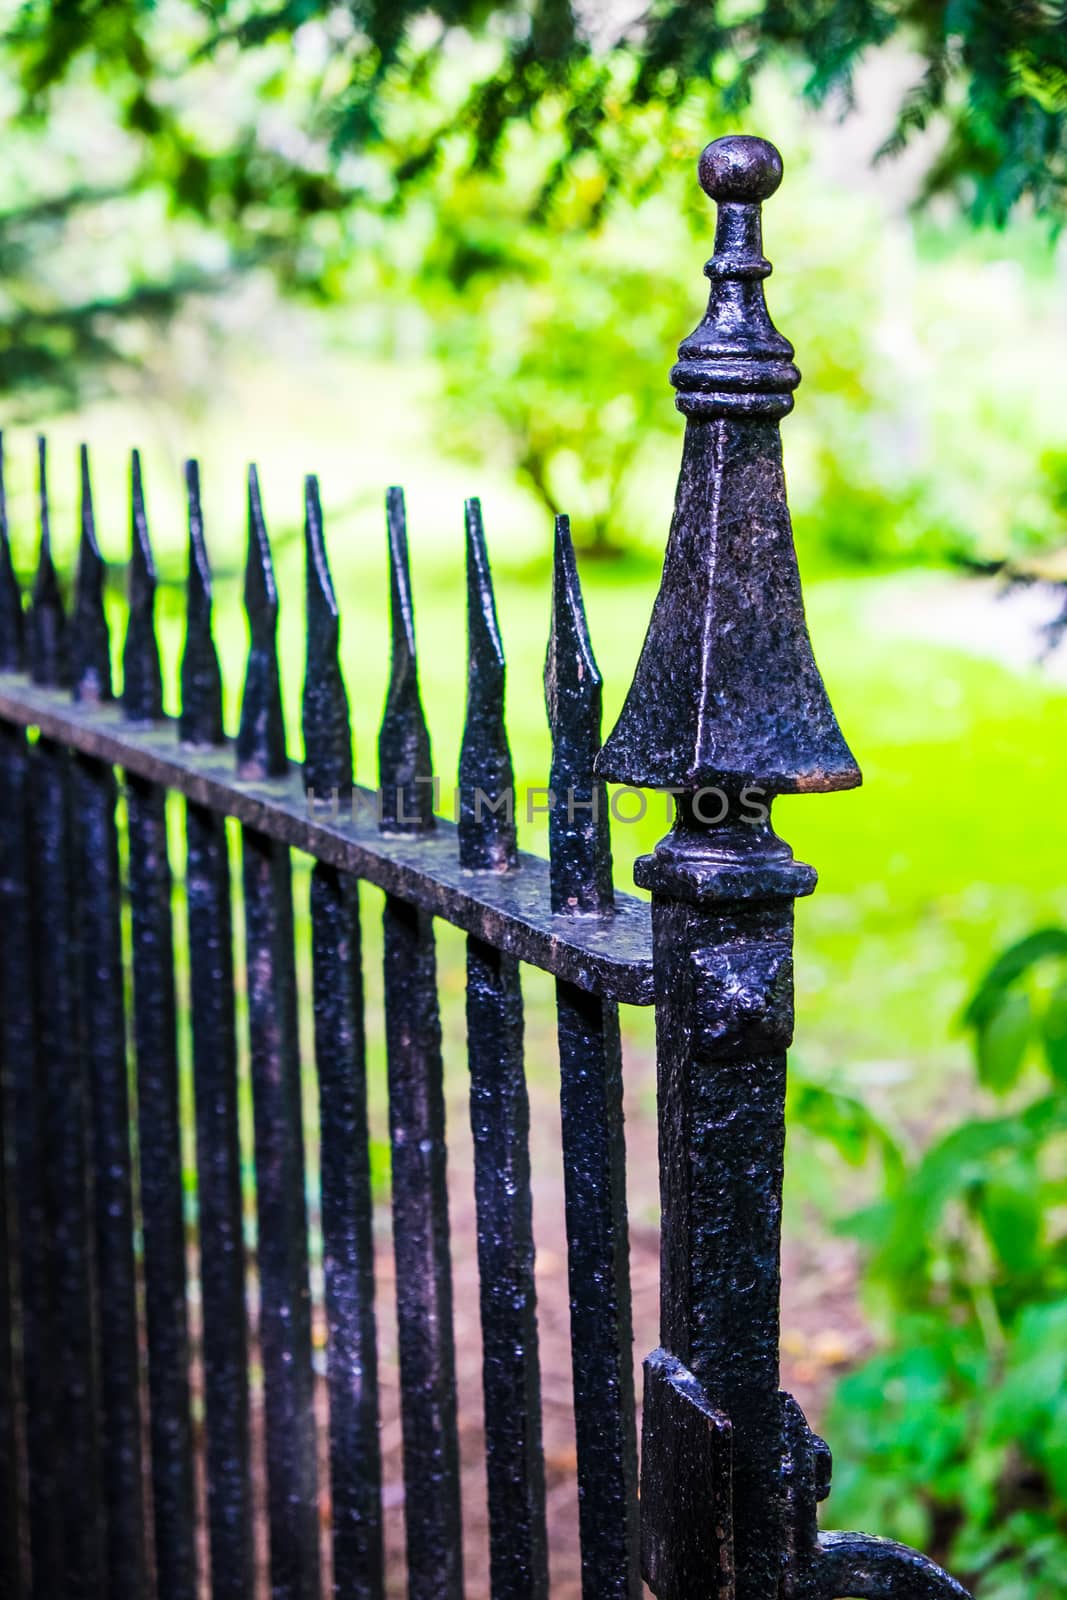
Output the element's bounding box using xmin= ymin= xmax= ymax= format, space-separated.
xmin=380 ymin=495 xmax=463 ymax=1600
xmin=303 ymin=486 xmax=384 ymax=1600
xmin=0 ymin=716 xmax=60 ymax=1600
xmin=460 ymin=505 xmax=548 ymax=1598
xmin=0 ymin=679 xmax=653 ymax=1002
xmin=380 ymin=486 xmax=436 ymax=833
xmin=238 ymin=494 xmax=320 ymax=1600
xmin=545 ymin=526 xmax=640 ymax=1599
xmin=72 ymin=443 xmax=145 ymax=1600
xmin=181 ymin=471 xmax=255 ymax=1600
xmin=383 ymin=893 xmax=464 ymax=1600
xmin=459 ymin=497 xmax=518 ymax=872
xmin=545 ymin=515 xmax=613 ymax=916
xmin=599 ymin=133 xmax=971 ymax=1600
xmin=75 ymin=748 xmax=147 ymax=1598
xmin=122 ymin=466 xmax=198 ymax=1600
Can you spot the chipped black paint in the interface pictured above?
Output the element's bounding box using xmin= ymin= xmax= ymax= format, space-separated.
xmin=238 ymin=492 xmax=319 ymax=1600
xmin=544 ymin=514 xmax=640 ymax=1598
xmin=467 ymin=940 xmax=548 ymax=1600
xmin=383 ymin=894 xmax=464 ymax=1600
xmin=31 ymin=731 xmax=104 ymax=1597
xmin=0 ymin=705 xmax=60 ymax=1595
xmin=75 ymin=746 xmax=147 ymax=1599
xmin=302 ymin=493 xmax=383 ymax=1599
xmin=242 ymin=825 xmax=320 ymax=1600
xmin=126 ymin=772 xmax=199 ymax=1600
xmin=461 ymin=499 xmax=548 ymax=1598
xmin=598 ymin=134 xmax=971 ymax=1600
xmin=181 ymin=501 xmax=255 ymax=1599
xmin=312 ymin=864 xmax=384 ymax=1600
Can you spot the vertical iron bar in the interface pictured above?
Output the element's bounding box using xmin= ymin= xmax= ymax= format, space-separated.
xmin=545 ymin=515 xmax=640 ymax=1600
xmin=0 ymin=1043 xmax=21 ymax=1599
xmin=304 ymin=476 xmax=384 ymax=1600
xmin=29 ymin=436 xmax=106 ymax=1599
xmin=123 ymin=449 xmax=198 ymax=1600
xmin=239 ymin=466 xmax=320 ymax=1600
xmin=0 ymin=431 xmax=29 ymax=1600
xmin=379 ymin=487 xmax=463 ymax=1600
xmin=181 ymin=461 xmax=255 ymax=1600
xmin=72 ymin=445 xmax=146 ymax=1599
xmin=459 ymin=498 xmax=547 ymax=1600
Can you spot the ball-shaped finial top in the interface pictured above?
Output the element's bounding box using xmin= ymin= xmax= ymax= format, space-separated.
xmin=698 ymin=135 xmax=783 ymax=204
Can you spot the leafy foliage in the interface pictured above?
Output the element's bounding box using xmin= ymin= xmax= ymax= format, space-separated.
xmin=1 ymin=0 xmax=1065 ymax=402
xmin=822 ymin=927 xmax=1067 ymax=1596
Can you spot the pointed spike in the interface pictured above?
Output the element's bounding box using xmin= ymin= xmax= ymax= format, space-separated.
xmin=236 ymin=464 xmax=287 ymax=779
xmin=29 ymin=434 xmax=68 ymax=687
xmin=302 ymin=474 xmax=353 ymax=799
xmin=0 ymin=433 xmax=25 ymax=671
xmin=378 ymin=486 xmax=435 ymax=832
xmin=71 ymin=443 xmax=112 ymax=703
xmin=244 ymin=463 xmax=277 ymax=632
xmin=179 ymin=459 xmax=225 ymax=746
xmin=121 ymin=449 xmax=164 ymax=720
xmin=458 ymin=497 xmax=516 ymax=871
xmin=595 ymin=136 xmax=859 ymax=797
xmin=544 ymin=514 xmax=613 ymax=914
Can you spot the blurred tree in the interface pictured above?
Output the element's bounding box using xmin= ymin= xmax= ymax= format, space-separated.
xmin=1 ymin=0 xmax=1065 ymax=402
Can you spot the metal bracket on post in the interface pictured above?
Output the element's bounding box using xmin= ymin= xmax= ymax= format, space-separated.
xmin=595 ymin=134 xmax=973 ymax=1600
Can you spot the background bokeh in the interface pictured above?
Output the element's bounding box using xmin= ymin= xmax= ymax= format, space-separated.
xmin=2 ymin=6 xmax=1067 ymax=1596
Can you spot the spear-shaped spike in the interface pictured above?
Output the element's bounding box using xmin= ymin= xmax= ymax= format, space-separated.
xmin=544 ymin=514 xmax=613 ymax=913
xmin=236 ymin=464 xmax=287 ymax=779
xmin=71 ymin=444 xmax=112 ymax=704
xmin=179 ymin=459 xmax=224 ymax=746
xmin=29 ymin=434 xmax=68 ymax=687
xmin=595 ymin=137 xmax=858 ymax=798
xmin=0 ymin=433 xmax=25 ymax=672
xmin=302 ymin=473 xmax=353 ymax=799
xmin=121 ymin=449 xmax=164 ymax=721
xmin=458 ymin=497 xmax=516 ymax=871
xmin=378 ymin=486 xmax=435 ymax=833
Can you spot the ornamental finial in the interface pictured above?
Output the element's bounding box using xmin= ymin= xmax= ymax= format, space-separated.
xmin=595 ymin=135 xmax=859 ymax=800
xmin=671 ymin=134 xmax=799 ymax=421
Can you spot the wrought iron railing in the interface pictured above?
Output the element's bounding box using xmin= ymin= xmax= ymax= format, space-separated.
xmin=0 ymin=135 xmax=972 ymax=1600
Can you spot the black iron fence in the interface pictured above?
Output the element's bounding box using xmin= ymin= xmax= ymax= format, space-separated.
xmin=0 ymin=136 xmax=972 ymax=1600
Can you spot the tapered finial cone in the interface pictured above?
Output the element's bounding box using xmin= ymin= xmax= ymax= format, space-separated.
xmin=595 ymin=135 xmax=860 ymax=799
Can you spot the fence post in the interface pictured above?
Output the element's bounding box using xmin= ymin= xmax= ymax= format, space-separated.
xmin=596 ymin=136 xmax=971 ymax=1600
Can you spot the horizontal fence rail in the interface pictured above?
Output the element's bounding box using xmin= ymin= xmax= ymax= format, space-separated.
xmin=0 ymin=130 xmax=976 ymax=1600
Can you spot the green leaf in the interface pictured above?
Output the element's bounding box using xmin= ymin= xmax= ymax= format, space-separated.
xmin=1043 ymin=979 xmax=1067 ymax=1087
xmin=788 ymin=1077 xmax=903 ymax=1179
xmin=963 ymin=927 xmax=1067 ymax=1029
xmin=979 ymin=1161 xmax=1043 ymax=1275
xmin=976 ymin=988 xmax=1031 ymax=1093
